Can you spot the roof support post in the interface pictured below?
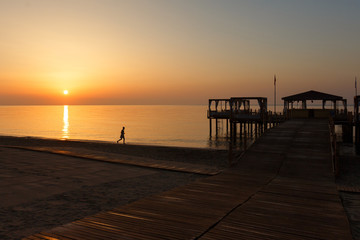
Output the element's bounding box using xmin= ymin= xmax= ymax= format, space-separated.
xmin=344 ymin=99 xmax=347 ymax=114
xmin=302 ymin=100 xmax=307 ymax=109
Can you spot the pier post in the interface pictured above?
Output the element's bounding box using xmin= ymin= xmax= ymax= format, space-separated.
xmin=240 ymin=123 xmax=243 ymax=139
xmin=255 ymin=122 xmax=258 ymax=138
xmin=233 ymin=123 xmax=237 ymax=143
xmin=250 ymin=122 xmax=253 ymax=138
xmin=230 ymin=121 xmax=233 ymax=142
xmin=356 ymin=123 xmax=360 ymax=143
xmin=215 ymin=119 xmax=218 ymax=138
xmin=209 ymin=119 xmax=212 ymax=138
xmin=226 ymin=119 xmax=229 ymax=135
xmin=342 ymin=123 xmax=353 ymax=143
xmin=244 ymin=128 xmax=247 ymax=151
xmin=228 ymin=138 xmax=233 ymax=166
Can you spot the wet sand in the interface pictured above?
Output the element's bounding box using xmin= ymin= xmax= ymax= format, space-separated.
xmin=0 ymin=136 xmax=228 ymax=240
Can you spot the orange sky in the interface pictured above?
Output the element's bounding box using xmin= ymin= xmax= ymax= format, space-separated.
xmin=0 ymin=0 xmax=359 ymax=105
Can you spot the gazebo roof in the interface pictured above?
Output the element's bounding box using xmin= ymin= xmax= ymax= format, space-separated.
xmin=282 ymin=90 xmax=343 ymax=101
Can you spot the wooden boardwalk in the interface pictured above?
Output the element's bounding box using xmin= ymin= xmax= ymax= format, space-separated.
xmin=24 ymin=119 xmax=352 ymax=239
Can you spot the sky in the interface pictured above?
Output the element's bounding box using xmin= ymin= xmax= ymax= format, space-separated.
xmin=0 ymin=0 xmax=359 ymax=105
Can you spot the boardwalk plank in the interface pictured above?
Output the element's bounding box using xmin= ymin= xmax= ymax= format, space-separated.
xmin=36 ymin=232 xmax=74 ymax=240
xmin=21 ymin=236 xmax=44 ymax=240
xmin=73 ymin=220 xmax=166 ymax=240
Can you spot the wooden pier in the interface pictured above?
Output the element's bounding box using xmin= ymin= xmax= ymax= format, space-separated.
xmin=208 ymin=98 xmax=231 ymax=138
xmin=208 ymin=97 xmax=284 ymax=141
xmin=24 ymin=119 xmax=352 ymax=239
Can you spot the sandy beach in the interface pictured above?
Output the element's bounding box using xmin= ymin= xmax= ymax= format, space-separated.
xmin=0 ymin=136 xmax=228 ymax=240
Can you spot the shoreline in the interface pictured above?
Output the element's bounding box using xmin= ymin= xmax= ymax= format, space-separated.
xmin=0 ymin=134 xmax=228 ymax=150
xmin=0 ymin=135 xmax=229 ymax=168
xmin=0 ymin=134 xmax=218 ymax=150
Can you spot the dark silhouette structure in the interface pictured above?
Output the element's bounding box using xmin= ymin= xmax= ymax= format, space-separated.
xmin=208 ymin=97 xmax=283 ymax=139
xmin=354 ymin=96 xmax=360 ymax=122
xmin=282 ymin=90 xmax=347 ymax=119
xmin=354 ymin=96 xmax=360 ymax=143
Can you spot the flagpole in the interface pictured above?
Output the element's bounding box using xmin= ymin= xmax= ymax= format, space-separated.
xmin=274 ymin=75 xmax=276 ymax=114
xmin=356 ymin=76 xmax=358 ymax=97
xmin=355 ymin=76 xmax=357 ymax=121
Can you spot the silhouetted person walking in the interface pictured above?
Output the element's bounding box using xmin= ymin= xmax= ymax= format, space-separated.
xmin=117 ymin=127 xmax=125 ymax=144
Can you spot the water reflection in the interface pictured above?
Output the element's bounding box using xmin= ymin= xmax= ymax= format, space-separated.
xmin=207 ymin=136 xmax=253 ymax=150
xmin=207 ymin=136 xmax=230 ymax=149
xmin=62 ymin=105 xmax=69 ymax=139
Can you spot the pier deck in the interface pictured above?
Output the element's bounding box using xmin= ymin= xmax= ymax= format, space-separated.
xmin=24 ymin=119 xmax=352 ymax=239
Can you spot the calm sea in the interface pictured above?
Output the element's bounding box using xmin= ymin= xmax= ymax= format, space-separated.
xmin=0 ymin=105 xmax=228 ymax=149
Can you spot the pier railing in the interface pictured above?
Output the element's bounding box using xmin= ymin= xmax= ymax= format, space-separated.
xmin=208 ymin=97 xmax=287 ymax=166
xmin=207 ymin=110 xmax=231 ymax=119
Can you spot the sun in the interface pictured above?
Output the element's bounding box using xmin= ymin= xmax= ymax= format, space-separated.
xmin=63 ymin=90 xmax=69 ymax=95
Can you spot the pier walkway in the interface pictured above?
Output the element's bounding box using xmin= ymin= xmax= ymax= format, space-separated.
xmin=24 ymin=119 xmax=352 ymax=239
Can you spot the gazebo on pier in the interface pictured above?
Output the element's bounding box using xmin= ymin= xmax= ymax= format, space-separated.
xmin=282 ymin=90 xmax=347 ymax=118
xmin=208 ymin=97 xmax=269 ymax=137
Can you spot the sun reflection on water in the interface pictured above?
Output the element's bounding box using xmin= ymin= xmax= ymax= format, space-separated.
xmin=62 ymin=105 xmax=69 ymax=139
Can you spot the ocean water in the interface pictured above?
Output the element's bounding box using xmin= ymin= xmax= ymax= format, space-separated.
xmin=0 ymin=105 xmax=227 ymax=149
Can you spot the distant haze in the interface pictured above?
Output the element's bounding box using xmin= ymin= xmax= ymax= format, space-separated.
xmin=1 ymin=0 xmax=359 ymax=105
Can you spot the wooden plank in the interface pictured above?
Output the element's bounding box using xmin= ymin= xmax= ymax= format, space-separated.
xmin=21 ymin=236 xmax=45 ymax=240
xmin=36 ymin=232 xmax=74 ymax=240
xmin=220 ymin=214 xmax=349 ymax=239
xmin=73 ymin=220 xmax=165 ymax=240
